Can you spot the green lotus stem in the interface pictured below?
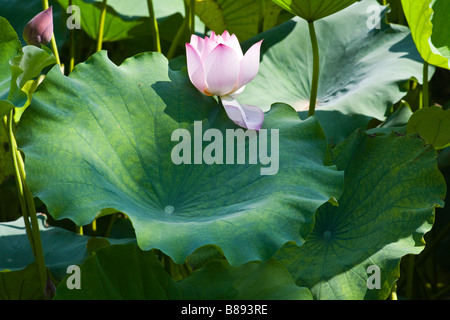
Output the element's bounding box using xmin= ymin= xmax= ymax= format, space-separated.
xmin=405 ymin=254 xmax=415 ymax=299
xmin=104 ymin=212 xmax=120 ymax=238
xmin=68 ymin=0 xmax=75 ymax=73
xmin=6 ymin=110 xmax=47 ymax=291
xmin=147 ymin=0 xmax=161 ymax=53
xmin=258 ymin=0 xmax=266 ymax=34
xmin=307 ymin=21 xmax=320 ymax=117
xmin=96 ymin=0 xmax=108 ymax=52
xmin=75 ymin=224 xmax=83 ymax=235
xmin=431 ymin=283 xmax=450 ymax=299
xmin=167 ymin=5 xmax=189 ymax=60
xmin=2 ymin=115 xmax=34 ymax=253
xmin=390 ymin=283 xmax=398 ymax=300
xmin=422 ymin=61 xmax=429 ymax=109
xmin=189 ymin=0 xmax=196 ymax=35
xmin=42 ymin=0 xmax=62 ymax=69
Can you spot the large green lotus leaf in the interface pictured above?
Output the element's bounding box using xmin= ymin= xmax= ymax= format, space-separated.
xmin=401 ymin=0 xmax=450 ymax=70
xmin=239 ymin=0 xmax=426 ymax=143
xmin=195 ymin=0 xmax=286 ymax=41
xmin=275 ymin=131 xmax=446 ymax=300
xmin=407 ymin=106 xmax=450 ymax=150
xmin=0 ymin=215 xmax=135 ymax=280
xmin=85 ymin=0 xmax=205 ymax=33
xmin=55 ymin=0 xmax=204 ymax=43
xmin=429 ymin=0 xmax=450 ymax=61
xmin=56 ymin=0 xmax=151 ymax=42
xmin=271 ymin=0 xmax=358 ymax=21
xmin=54 ymin=243 xmax=312 ymax=300
xmin=16 ymin=52 xmax=343 ymax=266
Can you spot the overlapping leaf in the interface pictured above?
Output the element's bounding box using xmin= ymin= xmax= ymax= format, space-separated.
xmin=407 ymin=106 xmax=450 ymax=150
xmin=239 ymin=0 xmax=426 ymax=143
xmin=275 ymin=131 xmax=446 ymax=299
xmin=195 ymin=0 xmax=287 ymax=41
xmin=401 ymin=0 xmax=450 ymax=69
xmin=54 ymin=244 xmax=312 ymax=300
xmin=271 ymin=0 xmax=358 ymax=21
xmin=0 ymin=215 xmax=134 ymax=280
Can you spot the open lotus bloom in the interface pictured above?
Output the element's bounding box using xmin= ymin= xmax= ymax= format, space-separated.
xmin=23 ymin=7 xmax=54 ymax=47
xmin=186 ymin=31 xmax=264 ymax=130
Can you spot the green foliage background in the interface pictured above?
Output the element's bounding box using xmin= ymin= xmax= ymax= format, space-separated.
xmin=0 ymin=0 xmax=449 ymax=300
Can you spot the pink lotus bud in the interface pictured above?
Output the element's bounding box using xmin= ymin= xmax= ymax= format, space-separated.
xmin=186 ymin=31 xmax=264 ymax=130
xmin=23 ymin=7 xmax=54 ymax=47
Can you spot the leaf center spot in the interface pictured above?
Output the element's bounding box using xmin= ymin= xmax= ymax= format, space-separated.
xmin=164 ymin=205 xmax=175 ymax=214
xmin=323 ymin=230 xmax=332 ymax=240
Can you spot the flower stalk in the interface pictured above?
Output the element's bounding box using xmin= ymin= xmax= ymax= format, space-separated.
xmin=68 ymin=0 xmax=75 ymax=73
xmin=41 ymin=0 xmax=61 ymax=68
xmin=189 ymin=0 xmax=196 ymax=35
xmin=307 ymin=21 xmax=320 ymax=117
xmin=147 ymin=0 xmax=161 ymax=53
xmin=96 ymin=0 xmax=108 ymax=52
xmin=422 ymin=61 xmax=429 ymax=109
xmin=4 ymin=110 xmax=47 ymax=293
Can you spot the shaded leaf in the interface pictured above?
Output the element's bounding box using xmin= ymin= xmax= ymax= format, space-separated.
xmin=0 ymin=215 xmax=135 ymax=280
xmin=275 ymin=131 xmax=446 ymax=299
xmin=54 ymin=244 xmax=312 ymax=300
xmin=407 ymin=105 xmax=450 ymax=150
xmin=271 ymin=0 xmax=359 ymax=21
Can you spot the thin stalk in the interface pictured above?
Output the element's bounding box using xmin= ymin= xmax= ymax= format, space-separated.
xmin=147 ymin=0 xmax=161 ymax=53
xmin=2 ymin=115 xmax=34 ymax=254
xmin=422 ymin=61 xmax=429 ymax=109
xmin=19 ymin=156 xmax=47 ymax=289
xmin=7 ymin=111 xmax=47 ymax=291
xmin=405 ymin=254 xmax=415 ymax=299
xmin=76 ymin=225 xmax=84 ymax=235
xmin=167 ymin=13 xmax=188 ymax=60
xmin=42 ymin=0 xmax=61 ymax=69
xmin=68 ymin=0 xmax=75 ymax=73
xmin=189 ymin=0 xmax=196 ymax=35
xmin=91 ymin=219 xmax=97 ymax=233
xmin=382 ymin=0 xmax=388 ymax=24
xmin=390 ymin=282 xmax=398 ymax=300
xmin=307 ymin=21 xmax=320 ymax=117
xmin=258 ymin=0 xmax=266 ymax=34
xmin=104 ymin=212 xmax=120 ymax=238
xmin=96 ymin=0 xmax=108 ymax=52
xmin=431 ymin=284 xmax=450 ymax=300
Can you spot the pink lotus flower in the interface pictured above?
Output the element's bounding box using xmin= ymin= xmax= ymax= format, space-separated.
xmin=186 ymin=31 xmax=264 ymax=131
xmin=23 ymin=7 xmax=54 ymax=47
